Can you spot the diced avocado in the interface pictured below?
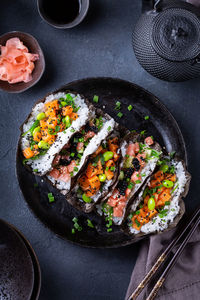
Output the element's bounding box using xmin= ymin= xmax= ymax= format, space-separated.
xmin=123 ymin=156 xmax=133 ymax=168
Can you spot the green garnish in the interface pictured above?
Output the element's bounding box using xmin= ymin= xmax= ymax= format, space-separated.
xmin=135 ymin=210 xmax=140 ymax=215
xmin=93 ymin=95 xmax=99 ymax=103
xmin=172 ymin=183 xmax=179 ymax=194
xmin=158 ymin=209 xmax=168 ymax=218
xmin=144 ymin=115 xmax=149 ymax=120
xmin=170 ymin=151 xmax=176 ymax=159
xmin=135 ymin=219 xmax=141 ymax=228
xmin=135 ymin=180 xmax=141 ymax=184
xmin=140 ymin=130 xmax=146 ymax=135
xmin=70 ymin=152 xmax=75 ymax=157
xmin=107 ymin=126 xmax=112 ymax=131
xmin=165 ymin=201 xmax=171 ymax=205
xmin=74 ymin=167 xmax=78 ymax=172
xmin=107 ymin=228 xmax=112 ymax=232
xmin=110 ymin=166 xmax=115 ymax=171
xmin=33 ymin=169 xmax=38 ymax=172
xmin=169 ymin=165 xmax=175 ymax=174
xmin=70 ymin=128 xmax=75 ymax=132
xmin=141 ymin=173 xmax=146 ymax=177
xmin=87 ymin=219 xmax=95 ymax=228
xmin=48 ymin=193 xmax=55 ymax=203
xmin=72 ymin=217 xmax=82 ymax=233
xmin=128 ymin=182 xmax=134 ymax=189
xmin=70 ymin=172 xmax=74 ymax=177
xmin=82 ymin=193 xmax=92 ymax=203
xmin=115 ymin=101 xmax=121 ymax=110
xmin=128 ymin=105 xmax=133 ymax=111
xmin=22 ymin=120 xmax=40 ymax=137
xmin=117 ymin=112 xmax=123 ymax=118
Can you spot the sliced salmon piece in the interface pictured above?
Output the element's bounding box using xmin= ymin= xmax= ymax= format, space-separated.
xmin=145 ymin=136 xmax=154 ymax=146
xmin=131 ymin=171 xmax=141 ymax=182
xmin=77 ymin=142 xmax=84 ymax=152
xmin=133 ymin=142 xmax=140 ymax=153
xmin=126 ymin=143 xmax=135 ymax=156
xmin=49 ymin=168 xmax=60 ymax=180
xmin=67 ymin=160 xmax=77 ymax=173
xmin=136 ymin=153 xmax=146 ymax=168
xmin=53 ymin=155 xmax=61 ymax=166
xmin=58 ymin=166 xmax=70 ymax=182
xmin=84 ymin=131 xmax=95 ymax=141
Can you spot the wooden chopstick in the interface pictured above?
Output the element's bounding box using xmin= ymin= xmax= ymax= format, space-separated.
xmin=128 ymin=206 xmax=200 ymax=300
xmin=146 ymin=213 xmax=200 ymax=300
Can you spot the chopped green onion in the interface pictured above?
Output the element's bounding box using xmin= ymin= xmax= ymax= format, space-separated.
xmin=70 ymin=172 xmax=74 ymax=177
xmin=93 ymin=95 xmax=99 ymax=103
xmin=170 ymin=151 xmax=176 ymax=159
xmin=48 ymin=193 xmax=55 ymax=203
xmin=107 ymin=228 xmax=112 ymax=232
xmin=70 ymin=152 xmax=75 ymax=157
xmin=128 ymin=105 xmax=133 ymax=111
xmin=140 ymin=130 xmax=146 ymax=135
xmin=144 ymin=115 xmax=149 ymax=120
xmin=115 ymin=101 xmax=121 ymax=110
xmin=117 ymin=112 xmax=123 ymax=118
xmin=135 ymin=219 xmax=141 ymax=228
xmin=74 ymin=167 xmax=78 ymax=172
xmin=135 ymin=180 xmax=141 ymax=184
xmin=87 ymin=219 xmax=94 ymax=228
xmin=165 ymin=201 xmax=171 ymax=205
xmin=70 ymin=128 xmax=75 ymax=132
xmin=107 ymin=126 xmax=111 ymax=131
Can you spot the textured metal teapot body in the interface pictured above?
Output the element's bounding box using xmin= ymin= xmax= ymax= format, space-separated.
xmin=133 ymin=0 xmax=200 ymax=81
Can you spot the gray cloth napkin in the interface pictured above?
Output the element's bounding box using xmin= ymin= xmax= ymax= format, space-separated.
xmin=125 ymin=225 xmax=200 ymax=300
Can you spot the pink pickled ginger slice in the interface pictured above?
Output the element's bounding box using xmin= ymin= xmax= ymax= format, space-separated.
xmin=0 ymin=37 xmax=39 ymax=84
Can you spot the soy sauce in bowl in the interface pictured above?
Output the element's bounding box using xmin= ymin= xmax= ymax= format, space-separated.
xmin=37 ymin=0 xmax=89 ymax=29
xmin=41 ymin=0 xmax=80 ymax=24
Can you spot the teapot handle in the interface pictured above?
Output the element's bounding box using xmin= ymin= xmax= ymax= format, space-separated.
xmin=142 ymin=0 xmax=162 ymax=12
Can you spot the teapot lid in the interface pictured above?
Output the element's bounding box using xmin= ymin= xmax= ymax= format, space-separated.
xmin=151 ymin=8 xmax=200 ymax=62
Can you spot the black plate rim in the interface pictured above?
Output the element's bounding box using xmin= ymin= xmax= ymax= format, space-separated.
xmin=9 ymin=223 xmax=41 ymax=300
xmin=16 ymin=77 xmax=187 ymax=248
xmin=0 ymin=218 xmax=35 ymax=298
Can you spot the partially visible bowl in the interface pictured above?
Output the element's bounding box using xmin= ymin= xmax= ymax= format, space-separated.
xmin=37 ymin=0 xmax=90 ymax=29
xmin=0 ymin=31 xmax=45 ymax=93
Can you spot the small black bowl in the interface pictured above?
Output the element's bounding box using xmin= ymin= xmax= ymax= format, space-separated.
xmin=0 ymin=31 xmax=45 ymax=93
xmin=37 ymin=0 xmax=90 ymax=29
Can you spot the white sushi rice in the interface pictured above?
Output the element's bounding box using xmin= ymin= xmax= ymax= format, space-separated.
xmin=129 ymin=160 xmax=187 ymax=235
xmin=47 ymin=118 xmax=115 ymax=195
xmin=21 ymin=92 xmax=89 ymax=175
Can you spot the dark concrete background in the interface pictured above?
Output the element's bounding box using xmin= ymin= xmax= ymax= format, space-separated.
xmin=0 ymin=0 xmax=200 ymax=299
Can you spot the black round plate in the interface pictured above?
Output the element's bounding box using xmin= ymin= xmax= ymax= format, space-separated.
xmin=0 ymin=219 xmax=34 ymax=299
xmin=9 ymin=224 xmax=41 ymax=300
xmin=16 ymin=77 xmax=187 ymax=248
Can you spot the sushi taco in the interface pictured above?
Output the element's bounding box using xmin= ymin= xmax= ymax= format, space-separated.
xmin=20 ymin=91 xmax=91 ymax=176
xmin=124 ymin=157 xmax=191 ymax=236
xmin=66 ymin=125 xmax=128 ymax=213
xmin=46 ymin=110 xmax=116 ymax=195
xmin=98 ymin=132 xmax=162 ymax=226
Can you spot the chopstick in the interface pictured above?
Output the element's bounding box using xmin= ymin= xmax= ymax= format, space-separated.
xmin=128 ymin=206 xmax=200 ymax=300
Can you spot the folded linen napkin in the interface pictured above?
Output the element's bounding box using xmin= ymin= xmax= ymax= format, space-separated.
xmin=125 ymin=224 xmax=200 ymax=300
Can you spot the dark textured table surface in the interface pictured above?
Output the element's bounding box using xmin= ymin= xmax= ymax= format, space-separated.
xmin=0 ymin=1 xmax=200 ymax=299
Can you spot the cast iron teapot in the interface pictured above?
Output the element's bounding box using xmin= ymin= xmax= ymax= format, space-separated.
xmin=133 ymin=0 xmax=200 ymax=81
